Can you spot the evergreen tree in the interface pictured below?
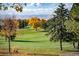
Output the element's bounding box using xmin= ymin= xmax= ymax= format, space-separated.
xmin=48 ymin=3 xmax=69 ymax=50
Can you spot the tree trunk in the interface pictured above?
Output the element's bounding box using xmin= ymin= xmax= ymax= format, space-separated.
xmin=77 ymin=39 xmax=79 ymax=49
xmin=35 ymin=28 xmax=37 ymax=31
xmin=5 ymin=36 xmax=7 ymax=41
xmin=8 ymin=37 xmax=11 ymax=53
xmin=60 ymin=39 xmax=63 ymax=50
xmin=73 ymin=41 xmax=75 ymax=48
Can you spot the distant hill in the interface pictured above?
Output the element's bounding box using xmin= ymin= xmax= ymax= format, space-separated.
xmin=0 ymin=14 xmax=51 ymax=20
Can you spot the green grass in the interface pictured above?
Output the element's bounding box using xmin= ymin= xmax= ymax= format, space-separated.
xmin=0 ymin=28 xmax=78 ymax=55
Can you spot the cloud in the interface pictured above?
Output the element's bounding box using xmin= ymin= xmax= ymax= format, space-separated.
xmin=0 ymin=3 xmax=72 ymax=19
xmin=26 ymin=3 xmax=41 ymax=8
xmin=30 ymin=3 xmax=40 ymax=7
xmin=21 ymin=8 xmax=53 ymax=15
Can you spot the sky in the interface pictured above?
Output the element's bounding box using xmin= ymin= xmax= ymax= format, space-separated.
xmin=0 ymin=3 xmax=73 ymax=19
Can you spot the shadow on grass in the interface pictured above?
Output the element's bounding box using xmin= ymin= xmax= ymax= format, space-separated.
xmin=39 ymin=30 xmax=48 ymax=32
xmin=13 ymin=40 xmax=42 ymax=43
xmin=63 ymin=49 xmax=79 ymax=52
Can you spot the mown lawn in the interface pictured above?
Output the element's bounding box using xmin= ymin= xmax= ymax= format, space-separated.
xmin=0 ymin=28 xmax=78 ymax=56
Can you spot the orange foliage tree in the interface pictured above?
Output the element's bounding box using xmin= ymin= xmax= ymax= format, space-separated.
xmin=28 ymin=17 xmax=41 ymax=31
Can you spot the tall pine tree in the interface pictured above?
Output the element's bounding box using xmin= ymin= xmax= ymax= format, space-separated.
xmin=48 ymin=3 xmax=69 ymax=50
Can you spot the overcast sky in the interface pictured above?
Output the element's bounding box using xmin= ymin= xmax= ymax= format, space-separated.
xmin=0 ymin=3 xmax=73 ymax=19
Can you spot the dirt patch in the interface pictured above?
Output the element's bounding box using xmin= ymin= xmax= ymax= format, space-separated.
xmin=11 ymin=52 xmax=59 ymax=56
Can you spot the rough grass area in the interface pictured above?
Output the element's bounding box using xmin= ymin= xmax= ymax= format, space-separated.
xmin=0 ymin=28 xmax=78 ymax=56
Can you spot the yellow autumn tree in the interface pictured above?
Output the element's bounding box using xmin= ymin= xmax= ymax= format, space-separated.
xmin=28 ymin=17 xmax=41 ymax=31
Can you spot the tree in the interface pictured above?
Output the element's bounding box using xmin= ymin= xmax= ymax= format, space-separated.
xmin=0 ymin=3 xmax=27 ymax=12
xmin=0 ymin=3 xmax=8 ymax=10
xmin=0 ymin=3 xmax=9 ymax=31
xmin=40 ymin=19 xmax=48 ymax=31
xmin=48 ymin=3 xmax=69 ymax=50
xmin=69 ymin=3 xmax=79 ymax=49
xmin=65 ymin=20 xmax=78 ymax=48
xmin=1 ymin=18 xmax=17 ymax=53
xmin=18 ymin=19 xmax=28 ymax=29
xmin=0 ymin=3 xmax=26 ymax=53
xmin=28 ymin=17 xmax=41 ymax=31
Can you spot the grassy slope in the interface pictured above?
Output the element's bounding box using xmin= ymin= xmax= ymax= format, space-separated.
xmin=0 ymin=28 xmax=78 ymax=55
xmin=8 ymin=28 xmax=77 ymax=55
